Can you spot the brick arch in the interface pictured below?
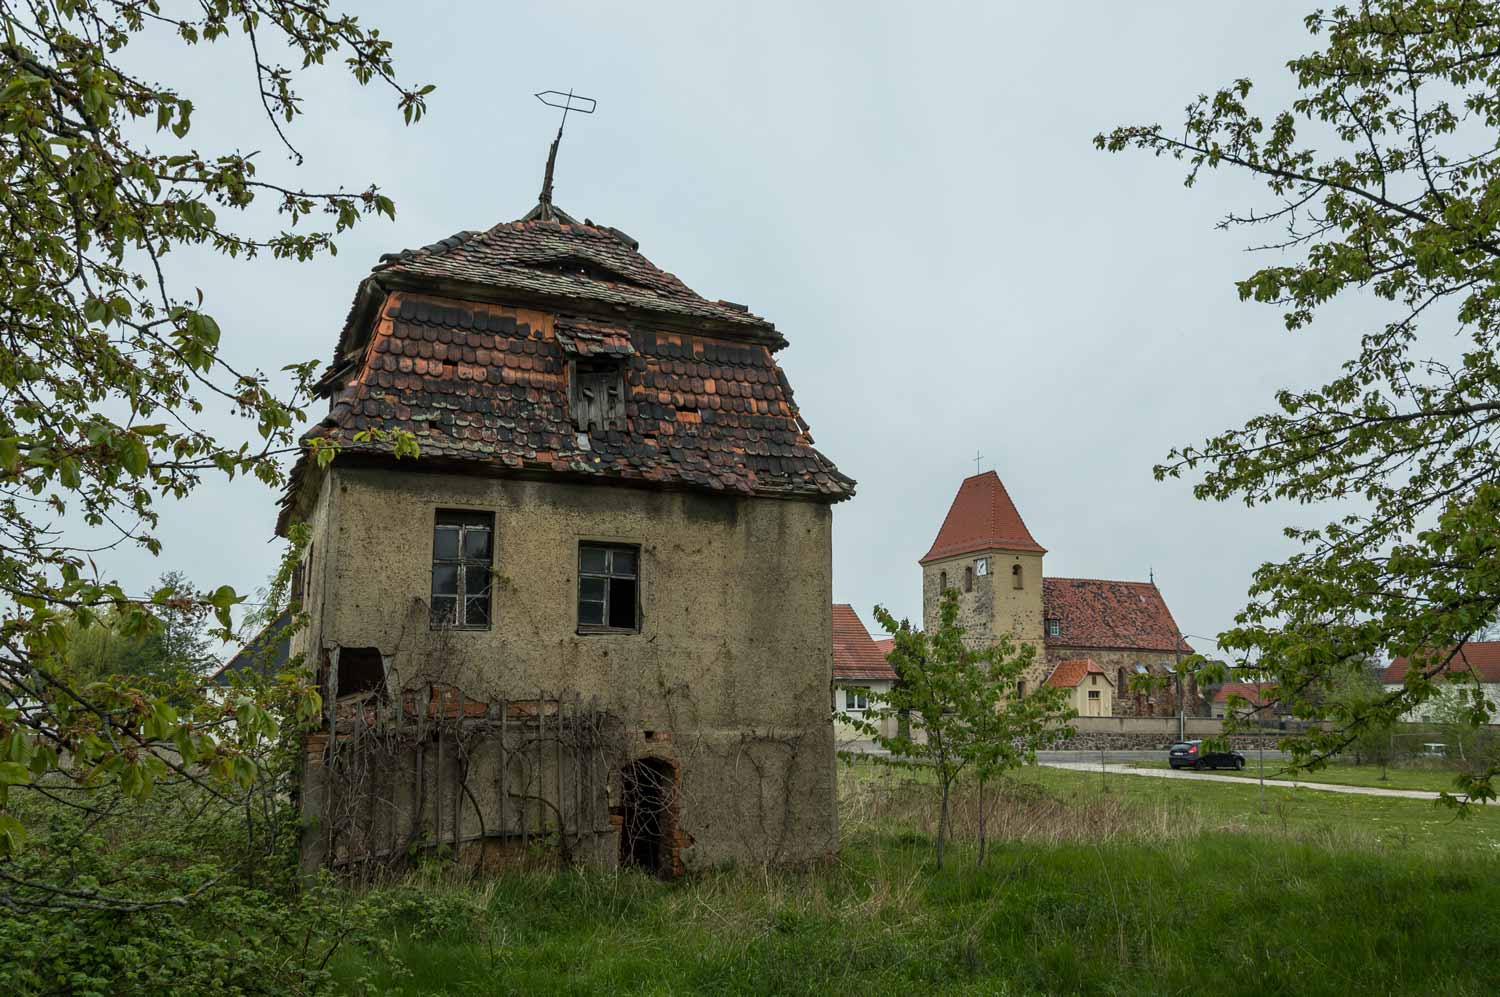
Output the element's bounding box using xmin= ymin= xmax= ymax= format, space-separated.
xmin=617 ymin=756 xmax=682 ymax=877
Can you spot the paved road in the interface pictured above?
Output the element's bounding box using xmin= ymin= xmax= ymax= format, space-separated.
xmin=1039 ymin=761 xmax=1446 ymax=800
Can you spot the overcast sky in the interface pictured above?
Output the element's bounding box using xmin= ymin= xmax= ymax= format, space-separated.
xmin=106 ymin=1 xmax=1386 ymax=657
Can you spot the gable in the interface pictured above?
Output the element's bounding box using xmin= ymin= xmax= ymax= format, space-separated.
xmin=833 ymin=604 xmax=897 ymax=682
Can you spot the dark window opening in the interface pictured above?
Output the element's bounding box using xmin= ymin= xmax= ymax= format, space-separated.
xmin=578 ymin=543 xmax=640 ymax=633
xmin=1117 ymin=667 xmax=1126 ymax=694
xmin=1017 ymin=679 xmax=1027 ymax=699
xmin=571 ymin=358 xmax=626 ymax=432
xmin=431 ymin=510 xmax=494 ymax=629
xmin=1012 ymin=563 xmax=1023 ymax=589
xmin=964 ymin=566 xmax=973 ymax=592
xmin=619 ymin=757 xmax=676 ymax=876
xmin=939 ymin=570 xmax=947 ymax=592
xmin=331 ymin=646 xmax=385 ymax=700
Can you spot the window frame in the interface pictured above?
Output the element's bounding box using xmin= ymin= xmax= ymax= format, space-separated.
xmin=844 ymin=687 xmax=869 ymax=712
xmin=1087 ymin=689 xmax=1102 ymax=701
xmin=964 ymin=566 xmax=974 ymax=592
xmin=975 ymin=557 xmax=989 ymax=576
xmin=577 ymin=541 xmax=642 ymax=635
xmin=430 ymin=510 xmax=495 ymax=631
xmin=1046 ymin=618 xmax=1062 ymax=638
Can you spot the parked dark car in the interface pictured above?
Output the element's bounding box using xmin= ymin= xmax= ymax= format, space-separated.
xmin=1168 ymin=740 xmax=1246 ymax=770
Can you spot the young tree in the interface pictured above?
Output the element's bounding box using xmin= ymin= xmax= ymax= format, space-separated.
xmin=0 ymin=1 xmax=428 ymax=900
xmin=854 ymin=590 xmax=1073 ymax=869
xmin=1098 ymin=2 xmax=1500 ymax=805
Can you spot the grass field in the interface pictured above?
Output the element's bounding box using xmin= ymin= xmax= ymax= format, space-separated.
xmin=1126 ymin=758 xmax=1468 ymax=794
xmin=329 ymin=761 xmax=1500 ymax=995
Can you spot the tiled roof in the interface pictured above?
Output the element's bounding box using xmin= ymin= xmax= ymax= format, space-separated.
xmin=833 ymin=604 xmax=897 ymax=682
xmin=1383 ymin=642 xmax=1500 ymax=685
xmin=370 ymin=217 xmax=774 ymax=333
xmin=1213 ymin=680 xmax=1274 ymax=705
xmin=209 ymin=610 xmax=292 ymax=687
xmin=920 ymin=471 xmax=1045 ymax=564
xmin=278 ymin=210 xmax=854 ymax=533
xmin=1045 ymin=658 xmax=1108 ymax=688
xmin=1042 ymin=578 xmax=1192 ymax=653
xmin=872 ymin=637 xmax=894 ymax=659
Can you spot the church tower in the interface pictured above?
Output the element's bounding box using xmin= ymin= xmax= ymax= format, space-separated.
xmin=920 ymin=471 xmax=1049 ymax=686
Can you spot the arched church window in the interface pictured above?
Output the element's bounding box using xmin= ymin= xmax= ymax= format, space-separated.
xmin=1012 ymin=563 xmax=1023 ymax=589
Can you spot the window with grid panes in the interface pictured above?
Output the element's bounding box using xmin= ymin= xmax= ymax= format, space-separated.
xmin=577 ymin=543 xmax=639 ymax=632
xmin=430 ymin=510 xmax=494 ymax=628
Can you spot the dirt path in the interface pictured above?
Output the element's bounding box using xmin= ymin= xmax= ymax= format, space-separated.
xmin=1039 ymin=761 xmax=1448 ymax=800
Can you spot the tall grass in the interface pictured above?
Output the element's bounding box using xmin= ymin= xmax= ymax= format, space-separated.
xmin=329 ymin=763 xmax=1500 ymax=996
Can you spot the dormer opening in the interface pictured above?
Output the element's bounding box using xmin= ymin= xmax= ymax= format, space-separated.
xmin=570 ymin=357 xmax=626 ymax=432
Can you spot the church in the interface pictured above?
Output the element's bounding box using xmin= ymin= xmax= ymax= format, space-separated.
xmin=920 ymin=471 xmax=1198 ymax=717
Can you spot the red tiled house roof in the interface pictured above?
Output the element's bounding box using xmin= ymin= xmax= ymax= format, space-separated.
xmin=1045 ymin=658 xmax=1110 ymax=688
xmin=832 ymin=604 xmax=897 ymax=682
xmin=1213 ymin=681 xmax=1273 ymax=706
xmin=1042 ymin=578 xmax=1192 ymax=653
xmin=278 ymin=208 xmax=853 ymax=533
xmin=1382 ymin=642 xmax=1500 ymax=685
xmin=920 ymin=471 xmax=1045 ymax=564
xmin=872 ymin=637 xmax=894 ymax=659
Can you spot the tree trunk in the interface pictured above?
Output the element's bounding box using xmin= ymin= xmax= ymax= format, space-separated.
xmin=936 ymin=777 xmax=950 ymax=870
xmin=976 ymin=775 xmax=987 ymax=868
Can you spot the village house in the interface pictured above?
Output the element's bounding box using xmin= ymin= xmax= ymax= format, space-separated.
xmin=919 ymin=471 xmax=1200 ymax=716
xmin=1044 ymin=658 xmax=1113 ymax=717
xmin=831 ymin=604 xmax=899 ymax=744
xmin=276 ymin=176 xmax=854 ymax=876
xmin=1211 ymin=681 xmax=1276 ymax=721
xmin=1381 ymin=642 xmax=1500 ymax=722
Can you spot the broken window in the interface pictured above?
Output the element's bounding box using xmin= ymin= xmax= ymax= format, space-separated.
xmin=1046 ymin=618 xmax=1061 ymax=638
xmin=844 ymin=688 xmax=869 ymax=712
xmin=578 ymin=542 xmax=639 ymax=633
xmin=334 ymin=646 xmax=386 ymax=699
xmin=1012 ymin=563 xmax=1024 ymax=589
xmin=431 ymin=510 xmax=494 ymax=629
xmin=570 ymin=358 xmax=626 ymax=432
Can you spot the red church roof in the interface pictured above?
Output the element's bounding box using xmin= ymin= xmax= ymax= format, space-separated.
xmin=1382 ymin=642 xmax=1500 ymax=685
xmin=920 ymin=471 xmax=1045 ymax=564
xmin=832 ymin=604 xmax=898 ymax=681
xmin=1042 ymin=578 xmax=1192 ymax=653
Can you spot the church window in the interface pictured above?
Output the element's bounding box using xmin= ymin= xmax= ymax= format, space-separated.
xmin=1012 ymin=563 xmax=1024 ymax=589
xmin=975 ymin=557 xmax=989 ymax=576
xmin=1017 ymin=679 xmax=1027 ymax=699
xmin=964 ymin=566 xmax=973 ymax=592
xmin=939 ymin=570 xmax=947 ymax=592
xmin=1117 ymin=667 xmax=1126 ymax=692
xmin=1046 ymin=618 xmax=1061 ymax=638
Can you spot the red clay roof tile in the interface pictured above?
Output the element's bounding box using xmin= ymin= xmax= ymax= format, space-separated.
xmin=1045 ymin=658 xmax=1108 ymax=688
xmin=1382 ymin=642 xmax=1500 ymax=685
xmin=920 ymin=471 xmax=1045 ymax=564
xmin=833 ymin=604 xmax=898 ymax=682
xmin=1042 ymin=578 xmax=1192 ymax=653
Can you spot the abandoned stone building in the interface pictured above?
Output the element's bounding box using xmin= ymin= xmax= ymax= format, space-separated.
xmin=919 ymin=471 xmax=1200 ymax=716
xmin=277 ymin=187 xmax=854 ymax=877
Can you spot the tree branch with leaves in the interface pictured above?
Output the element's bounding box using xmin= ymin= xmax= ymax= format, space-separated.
xmin=1098 ymin=0 xmax=1500 ymax=810
xmin=0 ymin=0 xmax=428 ymax=907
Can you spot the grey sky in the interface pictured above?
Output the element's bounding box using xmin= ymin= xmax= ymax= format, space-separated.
xmin=109 ymin=1 xmax=1375 ymax=658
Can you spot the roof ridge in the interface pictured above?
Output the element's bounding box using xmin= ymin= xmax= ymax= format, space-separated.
xmin=1046 ymin=576 xmax=1157 ymax=587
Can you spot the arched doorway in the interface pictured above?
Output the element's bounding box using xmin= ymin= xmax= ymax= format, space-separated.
xmin=619 ymin=757 xmax=676 ymax=875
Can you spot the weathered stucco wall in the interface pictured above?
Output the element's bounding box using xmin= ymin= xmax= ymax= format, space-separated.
xmin=300 ymin=465 xmax=838 ymax=872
